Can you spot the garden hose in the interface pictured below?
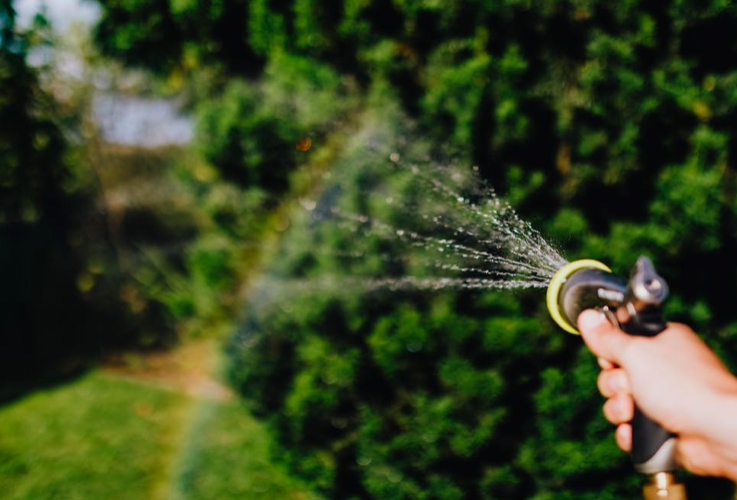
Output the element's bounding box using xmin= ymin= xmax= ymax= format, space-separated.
xmin=547 ymin=256 xmax=686 ymax=500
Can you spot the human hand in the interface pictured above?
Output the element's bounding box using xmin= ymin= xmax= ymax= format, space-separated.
xmin=578 ymin=310 xmax=737 ymax=480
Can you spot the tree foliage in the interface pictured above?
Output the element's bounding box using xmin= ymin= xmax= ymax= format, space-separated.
xmin=195 ymin=53 xmax=356 ymax=192
xmin=94 ymin=0 xmax=259 ymax=75
xmin=0 ymin=1 xmax=90 ymax=378
xmin=0 ymin=2 xmax=177 ymax=383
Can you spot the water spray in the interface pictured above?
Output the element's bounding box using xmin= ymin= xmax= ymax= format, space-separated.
xmin=298 ymin=147 xmax=693 ymax=498
xmin=546 ymin=256 xmax=686 ymax=500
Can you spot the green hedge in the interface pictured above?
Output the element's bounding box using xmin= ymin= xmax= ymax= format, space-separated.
xmin=225 ymin=112 xmax=737 ymax=500
xmin=91 ymin=1 xmax=737 ymax=499
xmin=195 ymin=53 xmax=356 ymax=194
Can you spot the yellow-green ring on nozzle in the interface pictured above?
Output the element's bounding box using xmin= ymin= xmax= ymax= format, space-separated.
xmin=546 ymin=259 xmax=612 ymax=335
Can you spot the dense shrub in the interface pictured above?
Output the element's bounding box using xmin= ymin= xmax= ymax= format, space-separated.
xmin=195 ymin=53 xmax=356 ymax=194
xmin=94 ymin=0 xmax=259 ymax=75
xmin=93 ymin=1 xmax=737 ymax=499
xmin=226 ymin=113 xmax=737 ymax=500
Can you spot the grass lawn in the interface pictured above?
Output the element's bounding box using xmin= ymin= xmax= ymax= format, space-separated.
xmin=0 ymin=371 xmax=320 ymax=500
xmin=0 ymin=372 xmax=188 ymax=500
xmin=170 ymin=400 xmax=322 ymax=500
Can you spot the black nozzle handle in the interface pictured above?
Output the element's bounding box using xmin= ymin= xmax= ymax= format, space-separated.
xmin=558 ymin=257 xmax=678 ymax=473
xmin=618 ymin=257 xmax=677 ymax=474
xmin=619 ymin=315 xmax=678 ymax=474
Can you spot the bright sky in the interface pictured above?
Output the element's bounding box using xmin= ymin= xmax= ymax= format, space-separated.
xmin=14 ymin=0 xmax=100 ymax=31
xmin=14 ymin=0 xmax=193 ymax=147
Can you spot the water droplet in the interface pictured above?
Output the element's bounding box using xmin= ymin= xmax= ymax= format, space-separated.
xmin=406 ymin=340 xmax=422 ymax=352
xmin=261 ymin=153 xmax=567 ymax=296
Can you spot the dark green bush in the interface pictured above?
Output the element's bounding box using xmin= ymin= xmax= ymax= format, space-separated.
xmin=225 ymin=109 xmax=737 ymax=500
xmin=228 ymin=128 xmax=513 ymax=500
xmin=92 ymin=1 xmax=737 ymax=499
xmin=0 ymin=4 xmax=179 ymax=381
xmin=94 ymin=0 xmax=259 ymax=75
xmin=195 ymin=53 xmax=356 ymax=195
xmin=0 ymin=3 xmax=92 ymax=379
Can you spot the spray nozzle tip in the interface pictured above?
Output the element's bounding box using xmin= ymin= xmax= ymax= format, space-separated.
xmin=631 ymin=256 xmax=668 ymax=305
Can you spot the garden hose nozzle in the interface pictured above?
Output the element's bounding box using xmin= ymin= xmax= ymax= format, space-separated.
xmin=547 ymin=256 xmax=686 ymax=500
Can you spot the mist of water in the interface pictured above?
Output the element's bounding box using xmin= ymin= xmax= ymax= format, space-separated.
xmin=271 ymin=140 xmax=567 ymax=295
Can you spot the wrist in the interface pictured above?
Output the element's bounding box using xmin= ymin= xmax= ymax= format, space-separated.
xmin=701 ymin=383 xmax=737 ymax=479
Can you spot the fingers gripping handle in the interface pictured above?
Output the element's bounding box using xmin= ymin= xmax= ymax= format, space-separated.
xmin=552 ymin=256 xmax=678 ymax=474
xmin=617 ymin=257 xmax=678 ymax=474
xmin=618 ymin=314 xmax=678 ymax=473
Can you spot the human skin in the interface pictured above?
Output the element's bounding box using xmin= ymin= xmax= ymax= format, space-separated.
xmin=577 ymin=310 xmax=737 ymax=481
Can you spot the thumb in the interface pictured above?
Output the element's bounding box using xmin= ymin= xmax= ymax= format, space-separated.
xmin=578 ymin=310 xmax=633 ymax=366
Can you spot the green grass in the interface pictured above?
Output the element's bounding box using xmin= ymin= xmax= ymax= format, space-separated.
xmin=0 ymin=372 xmax=320 ymax=500
xmin=0 ymin=372 xmax=190 ymax=500
xmin=170 ymin=400 xmax=322 ymax=500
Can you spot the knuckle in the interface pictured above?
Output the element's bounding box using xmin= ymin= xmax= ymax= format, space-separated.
xmin=597 ymin=357 xmax=614 ymax=370
xmin=597 ymin=369 xmax=628 ymax=398
xmin=616 ymin=424 xmax=632 ymax=452
xmin=603 ymin=399 xmax=618 ymax=424
xmin=602 ymin=395 xmax=633 ymax=424
xmin=618 ymin=394 xmax=634 ymax=420
xmin=597 ymin=371 xmax=611 ymax=397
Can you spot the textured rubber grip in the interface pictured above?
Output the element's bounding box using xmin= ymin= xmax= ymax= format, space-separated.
xmin=619 ymin=313 xmax=678 ymax=473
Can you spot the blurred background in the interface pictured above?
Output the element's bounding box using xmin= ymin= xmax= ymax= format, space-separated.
xmin=2 ymin=1 xmax=737 ymax=499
